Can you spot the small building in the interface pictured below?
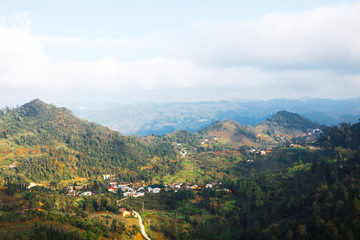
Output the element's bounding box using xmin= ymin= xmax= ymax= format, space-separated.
xmin=103 ymin=174 xmax=111 ymax=180
xmin=79 ymin=191 xmax=92 ymax=196
xmin=110 ymin=181 xmax=118 ymax=186
xmin=9 ymin=163 xmax=18 ymax=168
xmin=205 ymin=184 xmax=213 ymax=189
xmin=152 ymin=187 xmax=161 ymax=194
xmin=122 ymin=210 xmax=131 ymax=217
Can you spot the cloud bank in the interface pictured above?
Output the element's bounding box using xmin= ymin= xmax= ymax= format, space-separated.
xmin=0 ymin=3 xmax=360 ymax=104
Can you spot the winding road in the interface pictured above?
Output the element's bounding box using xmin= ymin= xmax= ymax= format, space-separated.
xmin=117 ymin=198 xmax=150 ymax=239
xmin=133 ymin=211 xmax=151 ymax=240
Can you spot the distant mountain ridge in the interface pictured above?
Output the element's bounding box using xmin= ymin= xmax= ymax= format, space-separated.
xmin=69 ymin=98 xmax=360 ymax=135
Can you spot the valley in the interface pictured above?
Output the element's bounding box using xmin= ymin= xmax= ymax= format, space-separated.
xmin=0 ymin=100 xmax=359 ymax=239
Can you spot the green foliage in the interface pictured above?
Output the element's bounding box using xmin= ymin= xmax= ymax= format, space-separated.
xmin=0 ymin=99 xmax=178 ymax=183
xmin=33 ymin=224 xmax=85 ymax=240
xmin=319 ymin=121 xmax=360 ymax=151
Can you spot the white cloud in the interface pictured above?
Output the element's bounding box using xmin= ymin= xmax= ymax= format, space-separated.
xmin=39 ymin=35 xmax=163 ymax=49
xmin=182 ymin=3 xmax=360 ymax=70
xmin=0 ymin=12 xmax=50 ymax=87
xmin=0 ymin=4 xmax=360 ymax=103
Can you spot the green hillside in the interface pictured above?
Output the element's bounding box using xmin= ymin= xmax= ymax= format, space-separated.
xmin=199 ymin=119 xmax=257 ymax=146
xmin=0 ymin=100 xmax=177 ymax=184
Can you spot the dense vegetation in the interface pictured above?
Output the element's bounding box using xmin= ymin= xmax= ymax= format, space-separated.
xmin=0 ymin=100 xmax=178 ymax=184
xmin=1 ymin=99 xmax=360 ymax=240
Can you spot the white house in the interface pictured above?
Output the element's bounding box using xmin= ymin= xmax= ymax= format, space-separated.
xmin=80 ymin=191 xmax=92 ymax=196
xmin=152 ymin=187 xmax=161 ymax=194
xmin=103 ymin=174 xmax=111 ymax=180
xmin=205 ymin=184 xmax=213 ymax=189
xmin=110 ymin=181 xmax=118 ymax=186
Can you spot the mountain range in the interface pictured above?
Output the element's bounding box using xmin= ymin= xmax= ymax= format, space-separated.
xmin=68 ymin=98 xmax=360 ymax=135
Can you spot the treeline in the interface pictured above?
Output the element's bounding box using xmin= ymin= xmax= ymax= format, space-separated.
xmin=319 ymin=121 xmax=360 ymax=151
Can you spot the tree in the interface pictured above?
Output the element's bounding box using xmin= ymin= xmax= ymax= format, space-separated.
xmin=111 ymin=219 xmax=117 ymax=232
xmin=294 ymin=224 xmax=309 ymax=240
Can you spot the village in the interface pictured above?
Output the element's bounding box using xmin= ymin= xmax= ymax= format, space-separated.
xmin=61 ymin=177 xmax=231 ymax=199
xmin=25 ymin=175 xmax=231 ymax=202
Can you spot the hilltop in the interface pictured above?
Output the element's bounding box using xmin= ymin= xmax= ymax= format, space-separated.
xmin=260 ymin=110 xmax=321 ymax=131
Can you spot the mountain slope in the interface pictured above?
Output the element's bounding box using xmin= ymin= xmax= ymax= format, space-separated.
xmin=0 ymin=100 xmax=177 ymax=184
xmin=199 ymin=119 xmax=258 ymax=146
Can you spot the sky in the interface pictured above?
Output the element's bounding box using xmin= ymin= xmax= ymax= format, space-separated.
xmin=1 ymin=0 xmax=360 ymax=107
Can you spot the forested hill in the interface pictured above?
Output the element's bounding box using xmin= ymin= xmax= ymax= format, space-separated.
xmin=0 ymin=99 xmax=177 ymax=184
xmin=260 ymin=110 xmax=322 ymax=131
xmin=199 ymin=119 xmax=258 ymax=146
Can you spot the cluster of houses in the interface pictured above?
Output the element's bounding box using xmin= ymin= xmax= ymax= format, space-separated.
xmin=107 ymin=181 xmax=161 ymax=198
xmin=246 ymin=147 xmax=273 ymax=156
xmin=105 ymin=181 xmax=231 ymax=198
xmin=200 ymin=136 xmax=219 ymax=146
xmin=152 ymin=182 xmax=230 ymax=193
